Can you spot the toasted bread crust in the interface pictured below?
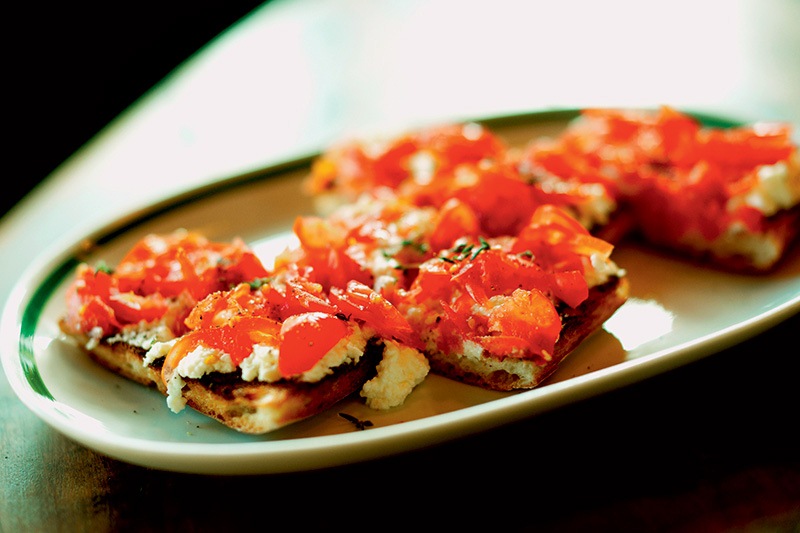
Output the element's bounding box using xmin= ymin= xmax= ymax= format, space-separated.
xmin=170 ymin=346 xmax=382 ymax=434
xmin=425 ymin=276 xmax=630 ymax=391
xmin=58 ymin=320 xmax=167 ymax=393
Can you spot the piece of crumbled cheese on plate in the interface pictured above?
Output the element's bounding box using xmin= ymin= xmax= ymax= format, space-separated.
xmin=361 ymin=340 xmax=429 ymax=410
xmin=239 ymin=344 xmax=282 ymax=382
xmin=107 ymin=321 xmax=175 ymax=350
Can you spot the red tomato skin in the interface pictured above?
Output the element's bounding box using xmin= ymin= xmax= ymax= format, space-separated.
xmin=329 ymin=281 xmax=422 ymax=349
xmin=278 ymin=312 xmax=350 ymax=377
xmin=65 ymin=231 xmax=271 ymax=338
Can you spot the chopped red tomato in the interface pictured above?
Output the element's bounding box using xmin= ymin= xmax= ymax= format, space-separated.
xmin=514 ymin=205 xmax=613 ymax=274
xmin=291 ymin=215 xmax=374 ymax=291
xmin=62 ymin=266 xmax=121 ymax=336
xmin=329 ymin=280 xmax=421 ymax=348
xmin=107 ymin=291 xmax=170 ymax=324
xmin=417 ymin=122 xmax=507 ymax=171
xmin=114 ymin=231 xmax=268 ymax=300
xmin=64 ymin=231 xmax=270 ymax=338
xmin=304 ymin=122 xmax=507 ymax=200
xmin=694 ymin=124 xmax=795 ymax=168
xmin=481 ymin=288 xmax=561 ymax=359
xmin=551 ymin=107 xmax=798 ymax=244
xmin=448 ymin=162 xmax=538 ymax=237
xmin=282 ymin=277 xmax=340 ymax=317
xmin=425 ymin=268 xmax=564 ymax=360
xmin=278 ymin=312 xmax=351 ymax=376
xmin=184 ymin=282 xmax=272 ymax=330
xmin=428 ymin=198 xmax=481 ymax=251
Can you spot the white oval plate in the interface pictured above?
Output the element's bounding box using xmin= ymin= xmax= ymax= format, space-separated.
xmin=4 ymin=110 xmax=800 ymax=474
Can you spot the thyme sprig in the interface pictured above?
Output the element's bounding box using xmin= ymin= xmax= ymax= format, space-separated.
xmin=439 ymin=236 xmax=491 ymax=263
xmin=339 ymin=412 xmax=374 ymax=430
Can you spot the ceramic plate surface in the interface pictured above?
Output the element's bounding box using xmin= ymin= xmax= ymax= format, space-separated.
xmin=4 ymin=110 xmax=799 ymax=474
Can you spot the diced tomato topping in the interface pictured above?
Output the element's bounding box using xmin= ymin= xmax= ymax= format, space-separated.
xmin=107 ymin=291 xmax=170 ymax=324
xmin=428 ymin=198 xmax=481 ymax=251
xmin=114 ymin=232 xmax=268 ymax=300
xmin=282 ymin=277 xmax=340 ymax=317
xmin=694 ymin=124 xmax=795 ymax=168
xmin=64 ymin=231 xmax=270 ymax=338
xmin=304 ymin=122 xmax=508 ymax=200
xmin=544 ymin=106 xmax=798 ymax=243
xmin=449 ymin=163 xmax=538 ymax=237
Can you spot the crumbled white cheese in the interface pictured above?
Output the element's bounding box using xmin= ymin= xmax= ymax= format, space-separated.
xmin=107 ymin=321 xmax=175 ymax=351
xmin=573 ymin=183 xmax=617 ymax=229
xmin=164 ymin=345 xmax=236 ymax=414
xmin=461 ymin=339 xmax=485 ymax=362
xmin=534 ymin=177 xmax=617 ymax=230
xmin=239 ymin=343 xmax=282 ymax=382
xmin=409 ymin=150 xmax=437 ymax=185
xmin=85 ymin=326 xmax=104 ymax=350
xmin=586 ymin=253 xmax=625 ymax=288
xmin=360 ymin=340 xmax=429 ymax=409
xmin=728 ymin=156 xmax=800 ymax=216
xmin=175 ymin=345 xmax=236 ymax=379
xmin=681 ymin=222 xmax=782 ymax=270
xmin=143 ymin=338 xmax=177 ymax=367
xmin=394 ymin=207 xmax=437 ymax=242
xmin=166 ymin=375 xmax=187 ymax=413
xmin=454 ymin=165 xmax=480 ymax=187
xmin=460 ymin=338 xmax=543 ymax=372
xmin=367 ymin=248 xmax=402 ymax=281
xmin=374 ymin=274 xmax=400 ymax=294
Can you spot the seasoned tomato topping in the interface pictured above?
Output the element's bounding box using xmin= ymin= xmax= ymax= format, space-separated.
xmin=164 ymin=269 xmax=420 ymax=380
xmin=305 ymin=122 xmax=508 ymax=200
xmin=519 ymin=106 xmax=799 ymax=242
xmin=62 ymin=230 xmax=269 ymax=337
xmin=399 ymin=203 xmax=611 ymax=360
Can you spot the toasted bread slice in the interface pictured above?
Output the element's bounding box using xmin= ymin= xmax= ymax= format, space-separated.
xmin=162 ymin=343 xmax=383 ymax=434
xmin=633 ymin=205 xmax=800 ymax=274
xmin=424 ymin=275 xmax=629 ymax=391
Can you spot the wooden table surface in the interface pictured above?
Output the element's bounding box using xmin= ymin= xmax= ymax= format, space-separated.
xmin=2 ymin=1 xmax=799 ymax=531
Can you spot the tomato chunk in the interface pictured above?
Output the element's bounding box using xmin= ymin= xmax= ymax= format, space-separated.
xmin=278 ymin=312 xmax=350 ymax=376
xmin=330 ymin=281 xmax=422 ymax=349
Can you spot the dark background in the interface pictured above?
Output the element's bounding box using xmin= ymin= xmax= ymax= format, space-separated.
xmin=7 ymin=2 xmax=267 ymax=220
